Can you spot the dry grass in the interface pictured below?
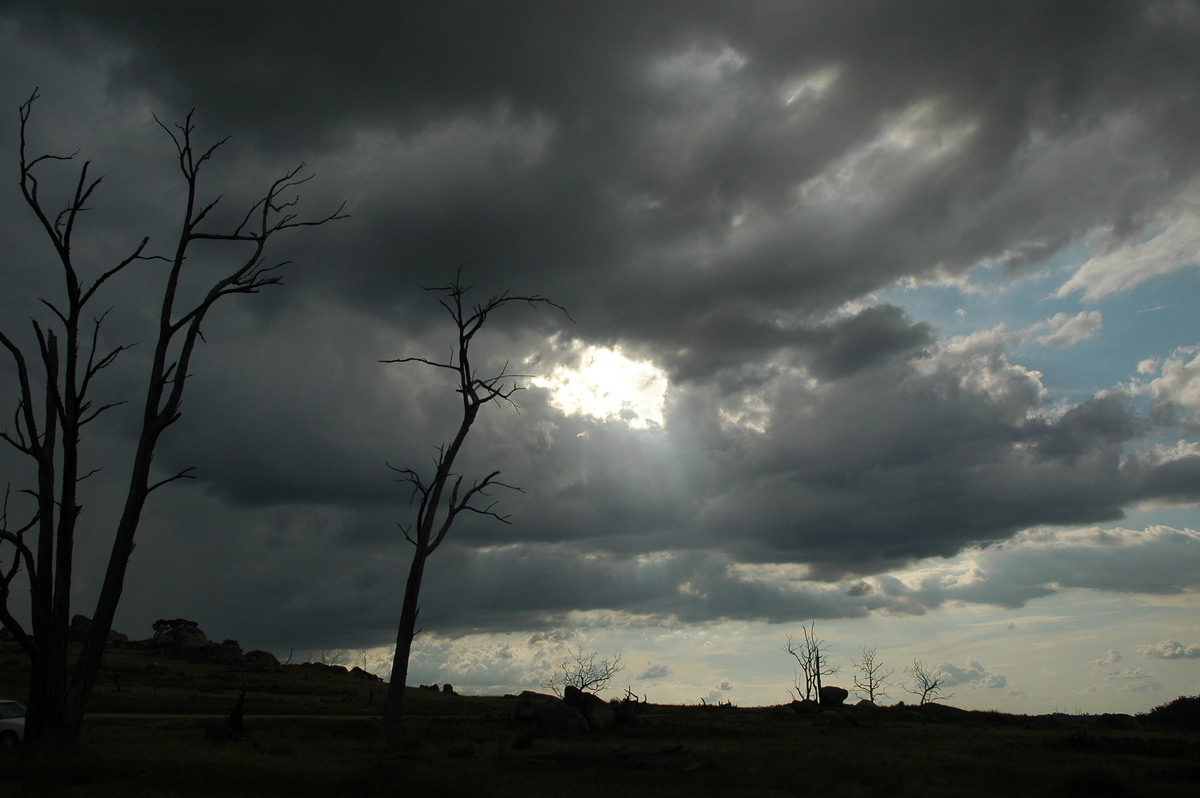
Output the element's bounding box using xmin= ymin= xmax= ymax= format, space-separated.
xmin=2 ymin=642 xmax=1199 ymax=797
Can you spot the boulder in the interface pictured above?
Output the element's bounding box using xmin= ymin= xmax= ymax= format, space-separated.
xmin=215 ymin=639 xmax=244 ymax=659
xmin=819 ymin=685 xmax=849 ymax=707
xmin=69 ymin=614 xmax=92 ymax=640
xmin=163 ymin=624 xmax=211 ymax=649
xmin=563 ymin=685 xmax=615 ymax=731
xmin=242 ymin=650 xmax=281 ymax=670
xmin=515 ymin=690 xmax=589 ymax=735
xmin=68 ymin=614 xmax=129 ymax=644
xmin=142 ymin=623 xmax=243 ymax=663
xmin=791 ymin=699 xmax=820 ymax=714
xmin=611 ymin=695 xmax=649 ymax=726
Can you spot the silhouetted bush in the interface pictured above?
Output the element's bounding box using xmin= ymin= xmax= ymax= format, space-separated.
xmin=1139 ymin=694 xmax=1200 ymax=730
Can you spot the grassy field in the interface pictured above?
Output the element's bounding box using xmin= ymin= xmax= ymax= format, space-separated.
xmin=2 ymin=642 xmax=1198 ymax=797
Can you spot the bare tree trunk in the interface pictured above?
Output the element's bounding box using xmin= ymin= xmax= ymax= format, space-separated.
xmin=1 ymin=91 xmax=343 ymax=756
xmin=54 ymin=465 xmax=155 ymax=752
xmin=814 ymin=646 xmax=824 ymax=704
xmin=376 ymin=275 xmax=564 ymax=749
xmin=24 ymin=641 xmax=71 ymax=753
xmin=379 ymin=541 xmax=429 ymax=748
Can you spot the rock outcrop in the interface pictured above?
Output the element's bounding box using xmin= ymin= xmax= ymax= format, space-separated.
xmin=349 ymin=666 xmax=382 ymax=681
xmin=818 ymin=685 xmax=849 ymax=707
xmin=242 ymin=650 xmax=282 ymax=670
xmin=790 ymin=699 xmax=819 ymax=714
xmin=68 ymin=614 xmax=129 ymax=644
xmin=515 ymin=690 xmax=589 ymax=735
xmin=563 ymin=685 xmax=615 ymax=731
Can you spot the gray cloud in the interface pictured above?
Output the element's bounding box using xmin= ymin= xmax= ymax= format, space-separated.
xmin=2 ymin=2 xmax=1200 ymax=657
xmin=1139 ymin=640 xmax=1200 ymax=660
xmin=9 ymin=1 xmax=1200 ymax=343
xmin=935 ymin=660 xmax=1007 ymax=690
xmin=638 ymin=662 xmax=672 ymax=680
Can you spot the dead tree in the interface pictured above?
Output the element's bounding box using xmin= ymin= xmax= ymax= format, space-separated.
xmin=783 ymin=622 xmax=839 ymax=703
xmin=541 ymin=648 xmax=624 ymax=696
xmin=905 ymin=659 xmax=953 ymax=705
xmin=620 ymin=686 xmax=647 ymax=706
xmin=852 ymin=645 xmax=893 ymax=704
xmin=0 ymin=90 xmax=344 ymax=755
xmin=377 ymin=274 xmax=566 ymax=749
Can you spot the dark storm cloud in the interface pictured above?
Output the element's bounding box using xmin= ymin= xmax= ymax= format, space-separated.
xmin=200 ymin=521 xmax=1200 ymax=647
xmin=11 ymin=1 xmax=1200 ymax=347
xmin=677 ymin=335 xmax=1133 ymax=576
xmin=1127 ymin=455 xmax=1200 ymax=504
xmin=3 ymin=1 xmax=1200 ymax=648
xmin=807 ymin=305 xmax=936 ymax=379
xmin=1029 ymin=394 xmax=1141 ymax=463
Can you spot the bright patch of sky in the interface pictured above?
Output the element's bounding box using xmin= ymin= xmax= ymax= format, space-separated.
xmin=532 ymin=342 xmax=669 ymax=430
xmin=795 ymin=97 xmax=978 ymax=215
xmin=778 ymin=64 xmax=841 ymax=109
xmin=361 ymin=580 xmax=1200 ymax=714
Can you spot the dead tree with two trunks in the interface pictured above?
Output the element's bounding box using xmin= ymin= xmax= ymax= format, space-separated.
xmin=0 ymin=90 xmax=343 ymax=755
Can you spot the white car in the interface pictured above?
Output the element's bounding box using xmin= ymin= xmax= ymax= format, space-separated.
xmin=0 ymin=700 xmax=25 ymax=747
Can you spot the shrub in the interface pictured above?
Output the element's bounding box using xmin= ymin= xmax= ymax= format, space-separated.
xmin=1139 ymin=695 xmax=1200 ymax=729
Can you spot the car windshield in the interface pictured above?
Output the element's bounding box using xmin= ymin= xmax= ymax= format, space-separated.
xmin=0 ymin=703 xmax=25 ymax=719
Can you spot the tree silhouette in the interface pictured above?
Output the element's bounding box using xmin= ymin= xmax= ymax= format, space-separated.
xmin=852 ymin=645 xmax=893 ymax=704
xmin=905 ymin=659 xmax=953 ymax=705
xmin=0 ymin=90 xmax=344 ymax=754
xmin=378 ymin=274 xmax=566 ymax=749
xmin=541 ymin=648 xmax=624 ymax=696
xmin=784 ymin=622 xmax=839 ymax=703
xmin=152 ymin=618 xmax=200 ymax=639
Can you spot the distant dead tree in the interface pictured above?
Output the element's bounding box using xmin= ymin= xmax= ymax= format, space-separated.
xmin=377 ymin=274 xmax=567 ymax=749
xmin=784 ymin=622 xmax=839 ymax=703
xmin=852 ymin=645 xmax=893 ymax=704
xmin=541 ymin=648 xmax=624 ymax=696
xmin=905 ymin=659 xmax=953 ymax=705
xmin=0 ymin=89 xmax=344 ymax=755
xmin=316 ymin=649 xmax=347 ymax=667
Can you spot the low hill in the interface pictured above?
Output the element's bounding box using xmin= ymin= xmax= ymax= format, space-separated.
xmin=3 ymin=635 xmax=1200 ymax=797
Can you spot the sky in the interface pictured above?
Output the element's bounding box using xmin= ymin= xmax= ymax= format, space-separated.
xmin=1 ymin=1 xmax=1199 ymax=715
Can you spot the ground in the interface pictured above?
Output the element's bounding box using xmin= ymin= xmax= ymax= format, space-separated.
xmin=1 ymin=642 xmax=1197 ymax=797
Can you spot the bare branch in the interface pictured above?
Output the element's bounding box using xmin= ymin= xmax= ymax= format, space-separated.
xmin=146 ymin=468 xmax=197 ymax=495
xmin=852 ymin=645 xmax=893 ymax=704
xmin=0 ymin=487 xmax=39 ymax=640
xmin=905 ymin=659 xmax=953 ymax=705
xmin=78 ymin=237 xmax=154 ymax=308
xmin=542 ymin=648 xmax=624 ymax=696
xmin=428 ymin=470 xmax=522 ymax=556
xmin=380 ymin=355 xmax=460 ymax=371
xmin=0 ymin=487 xmax=38 ymax=568
xmin=0 ymin=330 xmax=40 ymax=455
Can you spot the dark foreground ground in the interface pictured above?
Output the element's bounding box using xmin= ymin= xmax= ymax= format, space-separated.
xmin=1 ymin=642 xmax=1198 ymax=797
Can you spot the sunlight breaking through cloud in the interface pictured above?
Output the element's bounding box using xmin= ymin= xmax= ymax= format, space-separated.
xmin=533 ymin=342 xmax=668 ymax=429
